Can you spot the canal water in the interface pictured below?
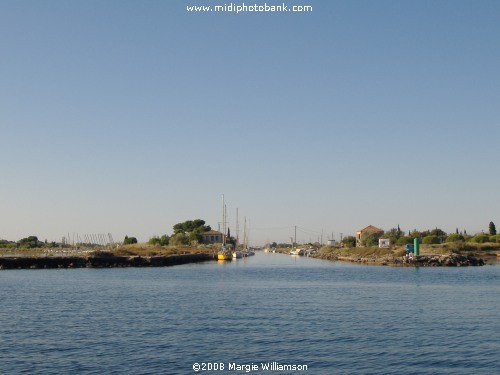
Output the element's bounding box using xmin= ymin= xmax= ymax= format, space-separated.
xmin=1 ymin=252 xmax=499 ymax=374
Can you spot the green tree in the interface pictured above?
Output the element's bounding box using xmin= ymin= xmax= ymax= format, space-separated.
xmin=18 ymin=236 xmax=41 ymax=248
xmin=148 ymin=236 xmax=161 ymax=246
xmin=173 ymin=219 xmax=212 ymax=244
xmin=160 ymin=235 xmax=170 ymax=246
xmin=149 ymin=234 xmax=170 ymax=246
xmin=471 ymin=234 xmax=489 ymax=243
xmin=430 ymin=228 xmax=446 ymax=237
xmin=173 ymin=219 xmax=211 ymax=234
xmin=446 ymin=233 xmax=465 ymax=243
xmin=428 ymin=228 xmax=446 ymax=243
xmin=0 ymin=239 xmax=16 ymax=249
xmin=422 ymin=235 xmax=440 ymax=244
xmin=396 ymin=236 xmax=413 ymax=245
xmin=188 ymin=230 xmax=203 ymax=244
xmin=123 ymin=235 xmax=138 ymax=245
xmin=361 ymin=231 xmax=383 ymax=247
xmin=170 ymin=232 xmax=188 ymax=245
xmin=383 ymin=228 xmax=403 ymax=244
xmin=342 ymin=236 xmax=356 ymax=248
xmin=489 ymin=222 xmax=496 ymax=236
xmin=409 ymin=230 xmax=423 ymax=239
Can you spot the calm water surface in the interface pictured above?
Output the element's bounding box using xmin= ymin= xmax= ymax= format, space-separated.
xmin=1 ymin=253 xmax=499 ymax=374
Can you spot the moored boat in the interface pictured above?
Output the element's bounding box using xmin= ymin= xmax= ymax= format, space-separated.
xmin=242 ymin=249 xmax=255 ymax=257
xmin=218 ymin=249 xmax=232 ymax=261
xmin=290 ymin=248 xmax=305 ymax=256
xmin=217 ymin=194 xmax=232 ymax=261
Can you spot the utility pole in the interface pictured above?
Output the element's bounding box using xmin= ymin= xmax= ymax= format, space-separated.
xmin=294 ymin=225 xmax=297 ymax=246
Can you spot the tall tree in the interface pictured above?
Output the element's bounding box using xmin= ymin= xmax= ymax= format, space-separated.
xmin=489 ymin=221 xmax=497 ymax=236
xmin=173 ymin=219 xmax=210 ymax=234
xmin=384 ymin=228 xmax=403 ymax=244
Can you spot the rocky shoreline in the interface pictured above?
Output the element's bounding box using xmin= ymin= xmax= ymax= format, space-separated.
xmin=0 ymin=252 xmax=487 ymax=270
xmin=0 ymin=253 xmax=216 ymax=270
xmin=315 ymin=253 xmax=485 ymax=267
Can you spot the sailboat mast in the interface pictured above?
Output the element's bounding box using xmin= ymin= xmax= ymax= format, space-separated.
xmin=236 ymin=208 xmax=240 ymax=248
xmin=243 ymin=216 xmax=247 ymax=249
xmin=221 ymin=194 xmax=226 ymax=246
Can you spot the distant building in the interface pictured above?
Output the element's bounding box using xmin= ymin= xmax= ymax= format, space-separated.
xmin=356 ymin=225 xmax=384 ymax=247
xmin=200 ymin=230 xmax=223 ymax=244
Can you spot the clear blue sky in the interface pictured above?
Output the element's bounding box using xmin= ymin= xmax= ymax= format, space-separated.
xmin=1 ymin=0 xmax=499 ymax=245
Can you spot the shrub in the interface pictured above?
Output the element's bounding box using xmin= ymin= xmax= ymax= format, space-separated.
xmin=148 ymin=236 xmax=161 ymax=246
xmin=463 ymin=234 xmax=472 ymax=242
xmin=396 ymin=236 xmax=413 ymax=245
xmin=446 ymin=234 xmax=465 ymax=243
xmin=341 ymin=236 xmax=356 ymax=248
xmin=489 ymin=234 xmax=500 ymax=243
xmin=159 ymin=235 xmax=170 ymax=246
xmin=18 ymin=236 xmax=42 ymax=248
xmin=361 ymin=232 xmax=382 ymax=247
xmin=472 ymin=234 xmax=490 ymax=243
xmin=422 ymin=235 xmax=440 ymax=244
xmin=169 ymin=232 xmax=188 ymax=246
xmin=123 ymin=236 xmax=138 ymax=245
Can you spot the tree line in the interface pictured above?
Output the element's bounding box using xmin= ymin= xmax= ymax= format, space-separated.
xmin=341 ymin=221 xmax=497 ymax=247
xmin=0 ymin=236 xmax=57 ymax=249
xmin=3 ymin=222 xmax=496 ymax=249
xmin=122 ymin=219 xmax=213 ymax=247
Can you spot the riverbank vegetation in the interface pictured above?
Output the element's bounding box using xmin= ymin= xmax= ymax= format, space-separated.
xmin=111 ymin=243 xmax=219 ymax=257
xmin=1 ymin=221 xmax=497 ymax=260
xmin=0 ymin=241 xmax=220 ymax=258
xmin=318 ymin=240 xmax=500 ymax=262
xmin=341 ymin=223 xmax=498 ymax=248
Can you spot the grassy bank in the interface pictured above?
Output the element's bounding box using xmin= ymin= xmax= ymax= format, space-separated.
xmin=0 ymin=243 xmax=220 ymax=258
xmin=315 ymin=241 xmax=500 ymax=265
xmin=110 ymin=243 xmax=218 ymax=257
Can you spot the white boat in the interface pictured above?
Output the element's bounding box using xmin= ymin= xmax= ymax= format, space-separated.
xmin=232 ymin=251 xmax=243 ymax=259
xmin=305 ymin=247 xmax=318 ymax=256
xmin=290 ymin=248 xmax=305 ymax=256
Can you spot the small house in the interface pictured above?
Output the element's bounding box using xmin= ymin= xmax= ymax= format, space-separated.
xmin=200 ymin=230 xmax=224 ymax=244
xmin=356 ymin=225 xmax=384 ymax=247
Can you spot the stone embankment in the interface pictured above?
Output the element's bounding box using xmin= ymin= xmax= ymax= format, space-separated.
xmin=400 ymin=254 xmax=484 ymax=266
xmin=0 ymin=253 xmax=215 ymax=270
xmin=315 ymin=253 xmax=484 ymax=266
